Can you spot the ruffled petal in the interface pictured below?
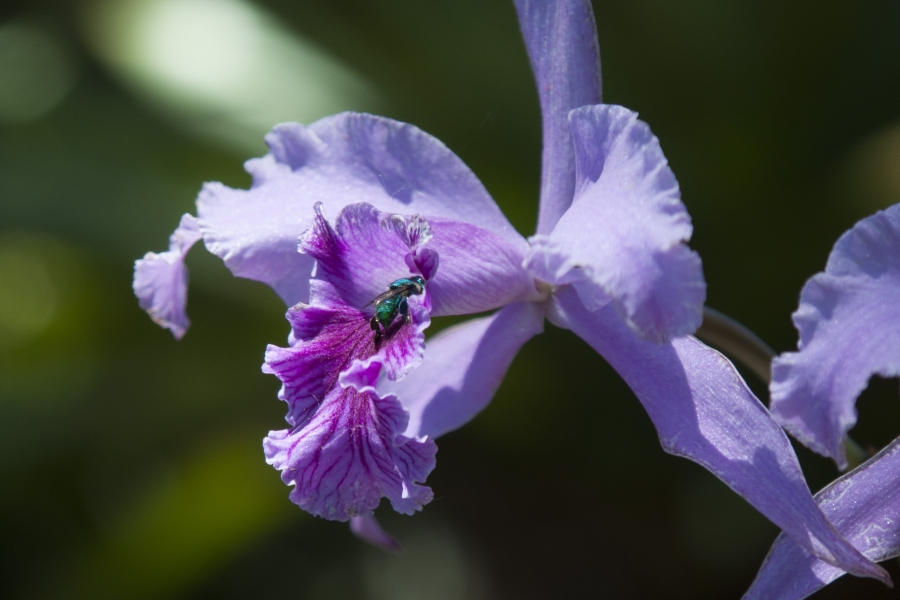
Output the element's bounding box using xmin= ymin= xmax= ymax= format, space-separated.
xmin=350 ymin=515 xmax=402 ymax=553
xmin=264 ymin=362 xmax=437 ymax=521
xmin=514 ymin=0 xmax=602 ymax=234
xmin=133 ymin=214 xmax=202 ymax=339
xmin=197 ymin=113 xmax=526 ymax=305
xmin=197 ymin=180 xmax=316 ymax=306
xmin=528 ymin=105 xmax=706 ymax=342
xmin=264 ymin=280 xmax=429 ymax=427
xmin=770 ymin=204 xmax=900 ymax=469
xmin=549 ymin=286 xmax=890 ymax=585
xmin=382 ymin=301 xmax=546 ymax=439
xmin=743 ymin=438 xmax=900 ymax=600
xmin=264 ymin=202 xmax=439 ymax=521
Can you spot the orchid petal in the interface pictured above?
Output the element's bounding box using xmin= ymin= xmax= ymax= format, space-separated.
xmin=350 ymin=515 xmax=402 ymax=553
xmin=197 ymin=180 xmax=316 ymax=306
xmin=515 ymin=0 xmax=602 ymax=234
xmin=133 ymin=214 xmax=202 ymax=339
xmin=529 ymin=105 xmax=705 ymax=342
xmin=549 ymin=286 xmax=890 ymax=585
xmin=197 ymin=113 xmax=526 ymax=306
xmin=264 ymin=362 xmax=436 ymax=521
xmin=771 ymin=204 xmax=900 ymax=469
xmin=383 ymin=302 xmax=545 ymax=439
xmin=744 ymin=438 xmax=900 ymax=600
xmin=425 ymin=220 xmax=537 ymax=315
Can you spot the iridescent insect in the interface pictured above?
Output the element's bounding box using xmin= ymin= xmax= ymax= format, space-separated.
xmin=366 ymin=276 xmax=426 ymax=340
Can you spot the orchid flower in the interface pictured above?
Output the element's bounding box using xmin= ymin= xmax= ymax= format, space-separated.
xmin=744 ymin=203 xmax=900 ymax=599
xmin=133 ymin=0 xmax=888 ymax=582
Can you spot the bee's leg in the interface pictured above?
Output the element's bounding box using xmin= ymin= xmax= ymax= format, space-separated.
xmin=399 ymin=297 xmax=410 ymax=323
xmin=370 ymin=315 xmax=384 ymax=344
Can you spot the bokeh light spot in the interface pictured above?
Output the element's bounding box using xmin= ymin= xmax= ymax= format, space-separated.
xmin=0 ymin=237 xmax=58 ymax=345
xmin=135 ymin=0 xmax=261 ymax=96
xmin=82 ymin=0 xmax=381 ymax=152
xmin=843 ymin=120 xmax=900 ymax=213
xmin=0 ymin=232 xmax=98 ymax=412
xmin=0 ymin=21 xmax=80 ymax=124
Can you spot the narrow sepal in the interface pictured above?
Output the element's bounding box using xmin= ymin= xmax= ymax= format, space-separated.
xmin=515 ymin=0 xmax=602 ymax=234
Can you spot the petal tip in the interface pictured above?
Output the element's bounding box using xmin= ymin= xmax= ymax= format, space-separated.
xmin=350 ymin=515 xmax=402 ymax=553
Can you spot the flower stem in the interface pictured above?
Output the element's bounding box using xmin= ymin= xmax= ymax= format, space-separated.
xmin=696 ymin=306 xmax=775 ymax=384
xmin=845 ymin=437 xmax=871 ymax=471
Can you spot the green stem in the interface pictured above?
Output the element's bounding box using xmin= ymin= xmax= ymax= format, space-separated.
xmin=696 ymin=306 xmax=775 ymax=384
xmin=845 ymin=437 xmax=870 ymax=471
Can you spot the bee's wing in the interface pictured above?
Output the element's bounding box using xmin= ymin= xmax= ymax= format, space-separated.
xmin=364 ymin=288 xmax=403 ymax=307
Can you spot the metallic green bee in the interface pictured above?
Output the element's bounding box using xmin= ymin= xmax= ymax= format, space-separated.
xmin=367 ymin=276 xmax=426 ymax=339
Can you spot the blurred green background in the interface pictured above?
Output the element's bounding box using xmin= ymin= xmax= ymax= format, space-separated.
xmin=2 ymin=0 xmax=900 ymax=598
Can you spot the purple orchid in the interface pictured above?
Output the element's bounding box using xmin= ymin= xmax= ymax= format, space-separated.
xmin=133 ymin=0 xmax=888 ymax=582
xmin=744 ymin=204 xmax=900 ymax=599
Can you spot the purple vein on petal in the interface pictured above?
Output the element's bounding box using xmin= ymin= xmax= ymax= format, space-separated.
xmin=264 ymin=373 xmax=436 ymax=521
xmin=263 ymin=203 xmax=439 ymax=520
xmin=263 ymin=287 xmax=433 ymax=520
